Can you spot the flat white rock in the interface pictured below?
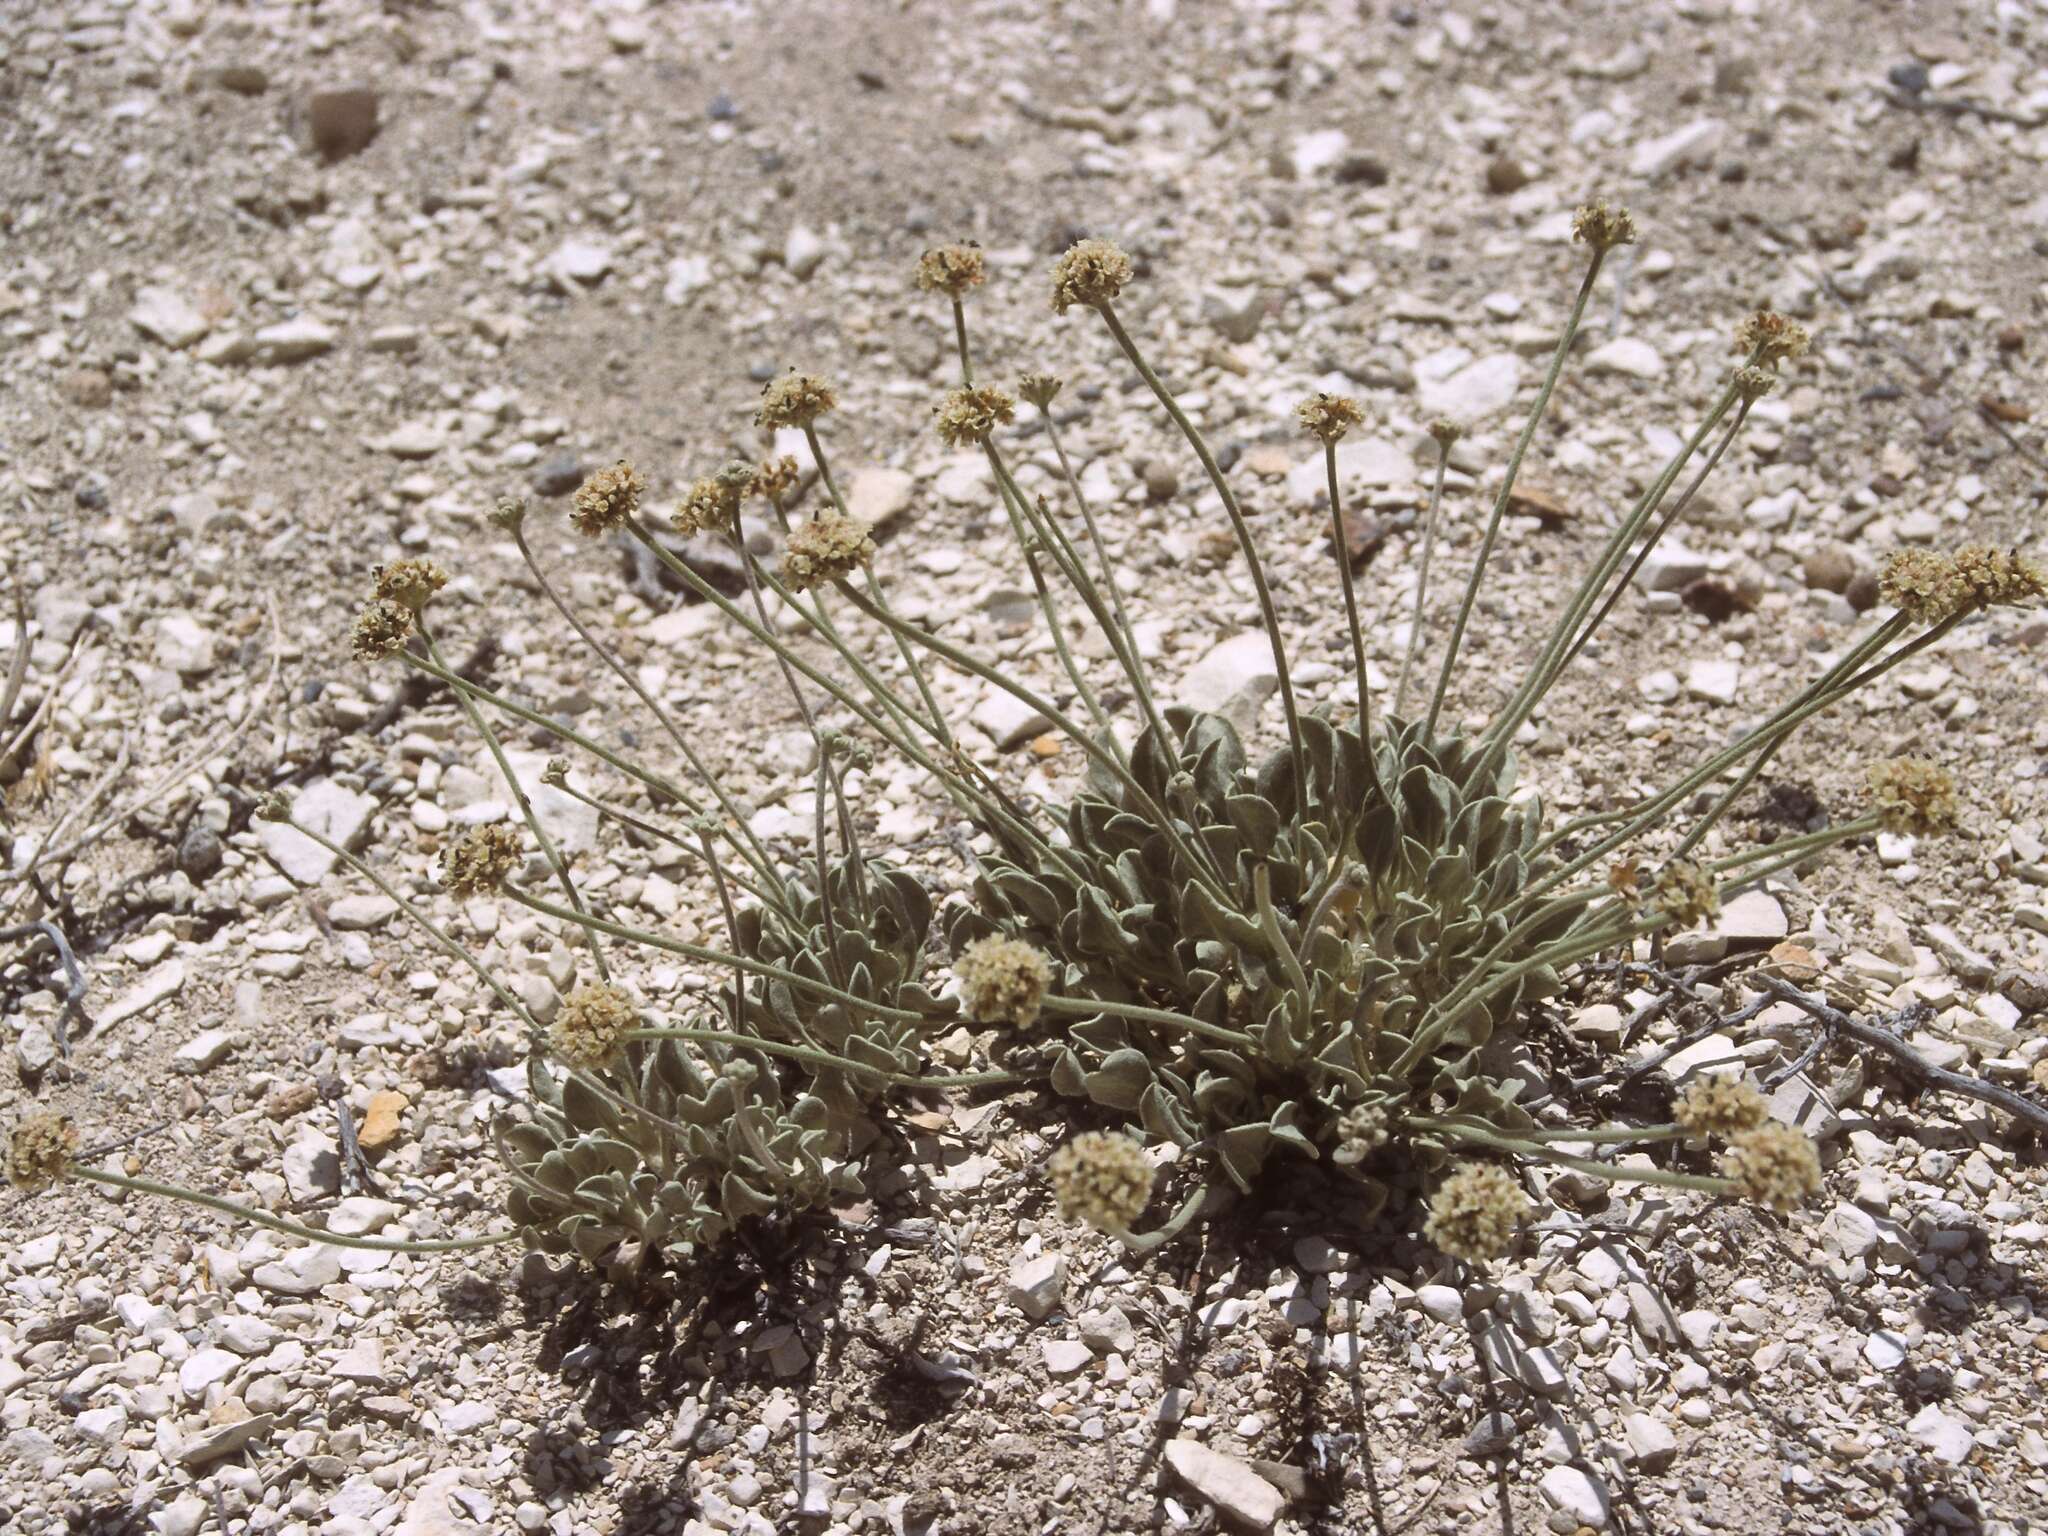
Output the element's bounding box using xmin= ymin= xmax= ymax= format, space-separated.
xmin=1163 ymin=1440 xmax=1284 ymax=1531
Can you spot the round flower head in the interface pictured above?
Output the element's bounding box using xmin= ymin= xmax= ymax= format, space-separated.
xmin=1879 ymin=549 xmax=1971 ymax=626
xmin=489 ymin=495 xmax=528 ymax=531
xmin=1721 ymin=1123 xmax=1821 ymax=1213
xmin=1018 ymin=373 xmax=1064 ymax=409
xmin=253 ymin=790 xmax=292 ymax=823
xmin=550 ymin=982 xmax=636 ymax=1071
xmin=955 ymin=934 xmax=1052 ymax=1028
xmin=933 ymin=385 xmax=1016 ymax=448
xmin=756 ymin=372 xmax=838 ymax=431
xmin=1953 ymin=544 xmax=2046 ymax=609
xmin=1866 ymin=757 xmax=1960 ymax=836
xmin=915 ymin=242 xmax=987 ymax=298
xmin=1649 ymin=859 xmax=1719 ymax=929
xmin=1427 ymin=417 xmax=1463 ymax=448
xmin=1733 ymin=310 xmax=1811 ymax=368
xmin=1674 ymin=1076 xmax=1769 ymax=1139
xmin=1423 ymin=1163 xmax=1528 ymax=1264
xmin=539 ymin=757 xmax=570 ymax=788
xmin=674 ymin=472 xmax=744 ymax=537
xmin=749 ymin=455 xmax=802 ymax=504
xmin=372 ymin=558 xmax=448 ymax=611
xmin=1330 ymin=1100 xmax=1390 ymax=1167
xmin=1048 ymin=1130 xmax=1154 ymax=1235
xmin=1571 ymin=198 xmax=1637 ymax=251
xmin=1733 ymin=366 xmax=1778 ymax=403
xmin=1296 ymin=392 xmax=1365 ymax=445
xmin=5 ymin=1113 xmax=78 ymax=1192
xmin=571 ymin=461 xmax=645 ymax=538
xmin=779 ymin=511 xmax=875 ymax=592
xmin=1050 ymin=237 xmax=1133 ymax=314
xmin=439 ymin=824 xmax=523 ymax=895
xmin=351 ymin=598 xmax=415 ymax=662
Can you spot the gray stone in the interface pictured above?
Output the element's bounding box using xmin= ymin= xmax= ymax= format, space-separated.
xmin=129 ymin=285 xmax=211 ymax=348
xmin=1417 ymin=353 xmax=1522 ymax=422
xmin=14 ymin=1024 xmax=57 ymax=1078
xmin=1685 ymin=658 xmax=1740 ymax=704
xmin=251 ymin=1244 xmax=341 ymax=1296
xmin=1718 ymin=890 xmax=1787 ymax=947
xmin=1634 ymin=543 xmax=1709 ymax=592
xmin=1041 ymin=1339 xmax=1093 ymax=1376
xmin=663 ymin=254 xmax=713 ymax=304
xmin=1623 ymin=1413 xmax=1677 ymax=1471
xmin=102 ymin=961 xmax=186 ymax=1028
xmin=328 ymin=894 xmax=398 ymax=930
xmin=1584 ymin=337 xmax=1665 ymax=378
xmin=503 ymin=751 xmax=601 ymax=854
xmin=370 ymin=422 xmax=445 ymax=459
xmin=784 ymin=225 xmax=826 ymax=279
xmin=846 ymin=466 xmax=915 ymax=531
xmin=545 ymin=239 xmax=613 ymax=291
xmin=1630 ymin=119 xmax=1723 ymax=177
xmin=1077 ymin=1305 xmax=1136 ymax=1354
xmin=1203 ymin=286 xmax=1264 ymax=343
xmin=1907 ymin=1404 xmax=1975 ymax=1465
xmin=175 ymin=1412 xmax=274 ymax=1468
xmin=283 ymin=1136 xmax=340 ymax=1202
xmin=173 ymin=1028 xmax=236 ymax=1074
xmin=154 ymin=613 xmax=218 ymax=675
xmin=1178 ymin=632 xmax=1280 ymax=725
xmin=971 ymin=690 xmax=1053 ymax=751
xmin=1286 ymin=437 xmax=1413 ymax=507
xmin=260 ymin=778 xmax=376 ymax=883
xmin=254 ymin=317 xmax=337 ymax=363
xmin=1540 ymin=1465 xmax=1610 ymax=1529
xmin=1863 ymin=1330 xmax=1909 ymax=1370
xmin=1163 ymin=1440 xmax=1284 ymax=1531
xmin=1006 ymin=1252 xmax=1066 ymax=1320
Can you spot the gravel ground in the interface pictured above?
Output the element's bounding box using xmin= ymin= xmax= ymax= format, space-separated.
xmin=4 ymin=2 xmax=2048 ymax=1534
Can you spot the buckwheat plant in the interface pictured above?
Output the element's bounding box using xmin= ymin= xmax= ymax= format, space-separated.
xmin=15 ymin=204 xmax=2042 ymax=1279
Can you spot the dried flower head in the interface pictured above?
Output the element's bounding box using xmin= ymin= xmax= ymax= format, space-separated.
xmin=675 ymin=473 xmax=744 ymax=537
xmin=915 ymin=242 xmax=987 ymax=297
xmin=1733 ymin=310 xmax=1811 ymax=368
xmin=756 ymin=373 xmax=838 ymax=430
xmin=1674 ymin=1076 xmax=1769 ymax=1138
xmin=1423 ymin=1163 xmax=1528 ymax=1264
xmin=439 ymin=824 xmax=523 ymax=895
xmin=1018 ymin=373 xmax=1064 ymax=409
xmin=779 ymin=511 xmax=876 ymax=592
xmin=489 ymin=495 xmax=528 ymax=531
xmin=1296 ymin=392 xmax=1365 ymax=444
xmin=749 ymin=455 xmax=803 ymax=504
xmin=1733 ymin=365 xmax=1778 ymax=403
xmin=1050 ymin=237 xmax=1133 ymax=314
xmin=1953 ymin=544 xmax=2046 ymax=609
xmin=1879 ymin=549 xmax=1971 ymax=625
xmin=5 ymin=1113 xmax=78 ymax=1192
xmin=934 ymin=385 xmax=1016 ymax=447
xmin=350 ymin=598 xmax=415 ymax=662
xmin=955 ymin=934 xmax=1053 ymax=1028
xmin=1866 ymin=757 xmax=1960 ymax=837
xmin=1648 ymin=859 xmax=1719 ymax=929
xmin=372 ymin=558 xmax=448 ymax=611
xmin=550 ymin=982 xmax=637 ymax=1071
xmin=1330 ymin=1101 xmax=1391 ymax=1167
xmin=540 ymin=758 xmax=570 ymax=788
xmin=1571 ymin=199 xmax=1637 ymax=251
xmin=571 ymin=461 xmax=645 ymax=537
xmin=1721 ymin=1123 xmax=1821 ymax=1213
xmin=253 ymin=791 xmax=291 ymax=822
xmin=1427 ymin=417 xmax=1463 ymax=448
xmin=1047 ymin=1130 xmax=1154 ymax=1234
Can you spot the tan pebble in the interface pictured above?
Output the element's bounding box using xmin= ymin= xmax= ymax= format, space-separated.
xmin=357 ymin=1090 xmax=409 ymax=1151
xmin=1029 ymin=735 xmax=1061 ymax=758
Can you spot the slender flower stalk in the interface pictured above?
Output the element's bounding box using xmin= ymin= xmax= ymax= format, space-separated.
xmin=1427 ymin=237 xmax=1611 ymax=735
xmin=1396 ymin=422 xmax=1458 ymax=718
xmin=1089 ymin=298 xmax=1311 ymax=808
xmin=417 ymin=615 xmax=608 ymax=981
